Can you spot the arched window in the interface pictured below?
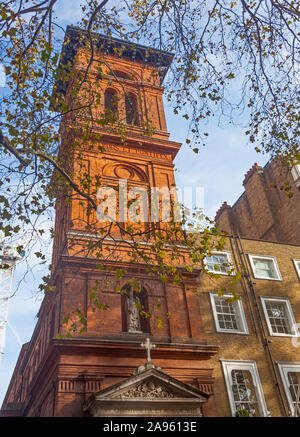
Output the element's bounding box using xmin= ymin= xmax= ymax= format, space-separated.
xmin=104 ymin=88 xmax=118 ymax=122
xmin=125 ymin=93 xmax=139 ymax=126
xmin=121 ymin=284 xmax=149 ymax=333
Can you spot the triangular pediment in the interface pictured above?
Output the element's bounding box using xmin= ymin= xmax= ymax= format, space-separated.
xmin=83 ymin=364 xmax=209 ymax=417
xmin=103 ymin=369 xmax=207 ymax=401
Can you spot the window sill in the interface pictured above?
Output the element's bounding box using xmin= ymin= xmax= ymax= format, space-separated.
xmin=216 ymin=329 xmax=249 ymax=335
xmin=252 ymin=275 xmax=282 ymax=281
xmin=268 ymin=333 xmax=298 ymax=338
xmin=207 ymin=270 xmax=235 ymax=276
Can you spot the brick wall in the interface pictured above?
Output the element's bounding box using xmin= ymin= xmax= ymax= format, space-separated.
xmin=215 ymin=160 xmax=300 ymax=244
xmin=197 ymin=236 xmax=300 ymax=417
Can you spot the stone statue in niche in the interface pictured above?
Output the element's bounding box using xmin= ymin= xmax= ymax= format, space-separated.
xmin=127 ymin=287 xmax=142 ymax=333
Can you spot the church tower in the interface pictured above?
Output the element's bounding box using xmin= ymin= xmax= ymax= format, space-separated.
xmin=1 ymin=26 xmax=218 ymax=417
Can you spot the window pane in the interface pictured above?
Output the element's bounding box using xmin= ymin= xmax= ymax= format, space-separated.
xmin=215 ymin=297 xmax=240 ymax=331
xmin=207 ymin=254 xmax=230 ymax=273
xmin=291 ymin=165 xmax=300 ymax=181
xmin=253 ymin=258 xmax=277 ymax=278
xmin=265 ymin=301 xmax=291 ymax=334
xmin=231 ymin=370 xmax=260 ymax=417
xmin=288 ymin=372 xmax=300 ymax=415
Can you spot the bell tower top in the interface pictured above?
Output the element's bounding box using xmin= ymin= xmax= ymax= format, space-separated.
xmin=57 ymin=25 xmax=174 ymax=86
xmin=54 ymin=26 xmax=174 ymax=138
xmin=50 ymin=27 xmax=182 ymax=269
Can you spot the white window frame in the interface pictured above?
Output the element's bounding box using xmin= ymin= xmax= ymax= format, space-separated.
xmin=210 ymin=293 xmax=249 ymax=334
xmin=277 ymin=362 xmax=300 ymax=416
xmin=248 ymin=254 xmax=282 ymax=281
xmin=204 ymin=251 xmax=234 ymax=275
xmin=260 ymin=296 xmax=298 ymax=337
xmin=293 ymin=260 xmax=300 ymax=280
xmin=221 ymin=359 xmax=268 ymax=417
xmin=291 ymin=164 xmax=300 ymax=182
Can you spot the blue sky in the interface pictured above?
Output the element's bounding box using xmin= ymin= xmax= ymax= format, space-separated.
xmin=166 ymin=101 xmax=269 ymax=221
xmin=0 ymin=0 xmax=270 ymax=406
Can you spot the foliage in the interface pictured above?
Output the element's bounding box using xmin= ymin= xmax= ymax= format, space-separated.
xmin=0 ymin=1 xmax=299 ymax=332
xmin=235 ymin=408 xmax=251 ymax=417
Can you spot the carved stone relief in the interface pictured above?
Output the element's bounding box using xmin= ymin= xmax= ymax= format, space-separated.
xmin=116 ymin=380 xmax=174 ymax=399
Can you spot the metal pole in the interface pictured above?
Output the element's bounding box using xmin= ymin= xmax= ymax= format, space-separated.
xmin=0 ymin=233 xmax=24 ymax=365
xmin=0 ymin=259 xmax=16 ymax=362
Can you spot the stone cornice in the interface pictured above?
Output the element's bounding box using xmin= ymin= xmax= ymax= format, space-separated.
xmin=61 ymin=122 xmax=181 ymax=160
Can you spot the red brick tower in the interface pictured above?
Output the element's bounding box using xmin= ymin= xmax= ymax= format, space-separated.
xmin=1 ymin=27 xmax=218 ymax=417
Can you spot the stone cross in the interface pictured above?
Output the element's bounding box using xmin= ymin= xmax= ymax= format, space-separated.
xmin=141 ymin=337 xmax=156 ymax=363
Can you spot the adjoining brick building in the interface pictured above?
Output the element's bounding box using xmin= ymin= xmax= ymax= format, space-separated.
xmin=1 ymin=27 xmax=300 ymax=418
xmin=215 ymin=160 xmax=300 ymax=244
xmin=197 ymin=236 xmax=300 ymax=417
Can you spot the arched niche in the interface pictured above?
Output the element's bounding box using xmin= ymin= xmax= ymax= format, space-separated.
xmin=102 ymin=162 xmax=148 ymax=183
xmin=121 ymin=284 xmax=150 ymax=334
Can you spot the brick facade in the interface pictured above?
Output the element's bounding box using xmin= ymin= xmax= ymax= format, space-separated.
xmin=197 ymin=236 xmax=300 ymax=417
xmin=215 ymin=161 xmax=300 ymax=244
xmin=3 ymin=233 xmax=300 ymax=417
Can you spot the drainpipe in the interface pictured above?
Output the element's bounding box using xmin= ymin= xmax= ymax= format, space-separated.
xmin=229 ymin=236 xmax=257 ymax=336
xmin=234 ymin=234 xmax=288 ymax=417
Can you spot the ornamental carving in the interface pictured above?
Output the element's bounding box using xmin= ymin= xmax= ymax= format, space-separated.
xmin=116 ymin=381 xmax=174 ymax=399
xmin=102 ymin=162 xmax=147 ymax=182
